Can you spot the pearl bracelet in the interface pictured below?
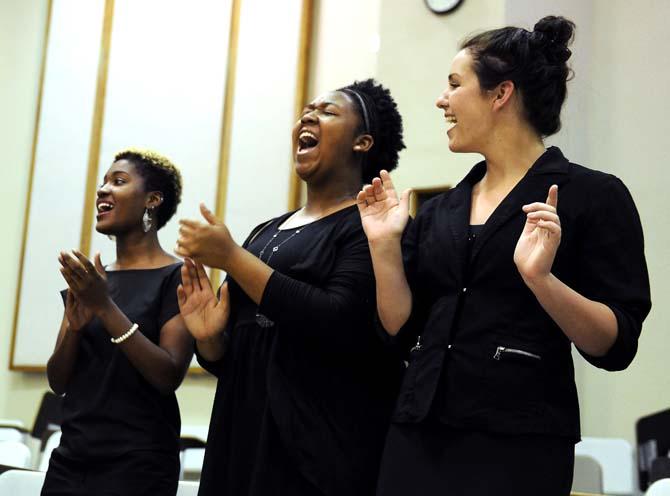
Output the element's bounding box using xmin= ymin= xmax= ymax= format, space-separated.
xmin=111 ymin=323 xmax=139 ymax=344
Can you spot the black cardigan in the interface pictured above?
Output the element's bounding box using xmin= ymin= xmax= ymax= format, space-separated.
xmin=393 ymin=147 xmax=651 ymax=440
xmin=198 ymin=206 xmax=403 ymax=496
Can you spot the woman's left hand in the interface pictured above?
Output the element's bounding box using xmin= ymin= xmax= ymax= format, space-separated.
xmin=514 ymin=185 xmax=561 ymax=286
xmin=58 ymin=250 xmax=110 ymax=313
xmin=175 ymin=203 xmax=237 ymax=270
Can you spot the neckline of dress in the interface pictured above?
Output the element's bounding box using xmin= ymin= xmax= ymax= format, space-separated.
xmin=276 ymin=203 xmax=355 ymax=231
xmin=105 ymin=261 xmax=182 ymax=273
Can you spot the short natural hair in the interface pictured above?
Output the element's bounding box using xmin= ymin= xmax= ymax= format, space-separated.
xmin=114 ymin=148 xmax=182 ymax=230
xmin=338 ymin=79 xmax=405 ymax=183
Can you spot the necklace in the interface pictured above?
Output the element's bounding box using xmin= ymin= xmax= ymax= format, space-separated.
xmin=257 ymin=227 xmax=304 ymax=265
xmin=255 ymin=223 xmax=309 ymax=328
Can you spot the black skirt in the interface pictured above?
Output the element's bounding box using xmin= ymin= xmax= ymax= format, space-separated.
xmin=41 ymin=448 xmax=179 ymax=496
xmin=377 ymin=421 xmax=574 ymax=496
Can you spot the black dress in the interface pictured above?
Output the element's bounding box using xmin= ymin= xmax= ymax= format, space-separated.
xmin=42 ymin=263 xmax=184 ymax=496
xmin=377 ymin=147 xmax=651 ymax=496
xmin=197 ymin=206 xmax=402 ymax=496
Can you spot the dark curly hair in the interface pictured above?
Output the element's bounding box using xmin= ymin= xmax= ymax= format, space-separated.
xmin=460 ymin=16 xmax=575 ymax=137
xmin=114 ymin=148 xmax=182 ymax=230
xmin=338 ymin=78 xmax=405 ymax=183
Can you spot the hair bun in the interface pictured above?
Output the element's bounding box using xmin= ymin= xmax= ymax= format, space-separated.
xmin=532 ymin=15 xmax=575 ymax=63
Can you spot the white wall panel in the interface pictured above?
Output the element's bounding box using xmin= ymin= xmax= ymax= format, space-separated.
xmin=12 ymin=0 xmax=308 ymax=369
xmin=224 ymin=0 xmax=303 ymax=242
xmin=90 ymin=0 xmax=233 ymax=263
xmin=13 ymin=0 xmax=106 ymax=368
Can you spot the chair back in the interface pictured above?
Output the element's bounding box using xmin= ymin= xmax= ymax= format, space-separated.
xmin=30 ymin=393 xmax=63 ymax=440
xmin=575 ymin=437 xmax=635 ymax=495
xmin=572 ymin=454 xmax=604 ymax=494
xmin=179 ymin=424 xmax=208 ymax=480
xmin=38 ymin=431 xmax=61 ymax=472
xmin=646 ymin=478 xmax=670 ymax=496
xmin=0 ymin=428 xmax=24 ymax=443
xmin=638 ymin=409 xmax=670 ymax=490
xmin=177 ymin=480 xmax=199 ymax=496
xmin=0 ymin=442 xmax=32 ymax=469
xmin=0 ymin=469 xmax=46 ymax=495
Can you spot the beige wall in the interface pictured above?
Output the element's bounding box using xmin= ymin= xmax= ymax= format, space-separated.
xmin=575 ymin=0 xmax=670 ymax=443
xmin=308 ymin=0 xmax=381 ymax=96
xmin=2 ymin=0 xmax=668 ymax=447
xmin=377 ymin=0 xmax=505 ymax=191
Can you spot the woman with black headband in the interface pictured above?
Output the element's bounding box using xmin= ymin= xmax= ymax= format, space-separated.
xmin=174 ymin=79 xmax=406 ymax=496
xmin=358 ymin=17 xmax=650 ymax=496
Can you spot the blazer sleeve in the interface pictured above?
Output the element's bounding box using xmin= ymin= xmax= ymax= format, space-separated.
xmin=373 ymin=201 xmax=436 ymax=353
xmin=369 ymin=219 xmax=416 ymax=348
xmin=257 ymin=222 xmax=375 ymax=349
xmin=574 ymin=175 xmax=651 ymax=371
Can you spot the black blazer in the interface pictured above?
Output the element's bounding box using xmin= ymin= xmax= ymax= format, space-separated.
xmin=393 ymin=147 xmax=651 ymax=440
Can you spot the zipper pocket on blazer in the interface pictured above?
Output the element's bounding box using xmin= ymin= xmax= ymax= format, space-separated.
xmin=493 ymin=346 xmax=541 ymax=361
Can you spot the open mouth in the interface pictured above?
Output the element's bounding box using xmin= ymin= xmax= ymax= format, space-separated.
xmin=445 ymin=115 xmax=457 ymax=131
xmin=96 ymin=202 xmax=115 ymax=217
xmin=297 ymin=130 xmax=319 ymax=154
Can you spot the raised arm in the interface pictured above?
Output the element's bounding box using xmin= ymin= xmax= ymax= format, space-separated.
xmin=514 ymin=180 xmax=651 ymax=369
xmin=514 ymin=185 xmax=618 ymax=356
xmin=356 ymin=170 xmax=413 ymax=335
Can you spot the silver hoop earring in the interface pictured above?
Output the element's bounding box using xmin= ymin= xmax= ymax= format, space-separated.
xmin=142 ymin=208 xmax=152 ymax=233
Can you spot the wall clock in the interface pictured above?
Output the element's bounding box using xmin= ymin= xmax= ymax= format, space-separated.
xmin=425 ymin=0 xmax=464 ymax=15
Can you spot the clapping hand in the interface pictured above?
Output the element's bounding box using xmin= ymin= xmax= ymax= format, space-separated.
xmin=63 ymin=289 xmax=93 ymax=331
xmin=176 ymin=203 xmax=236 ymax=270
xmin=58 ymin=250 xmax=110 ymax=314
xmin=356 ymin=170 xmax=412 ymax=243
xmin=177 ymin=258 xmax=230 ymax=342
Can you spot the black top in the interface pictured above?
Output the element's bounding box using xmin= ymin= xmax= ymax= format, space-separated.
xmin=197 ymin=206 xmax=402 ymax=496
xmin=393 ymin=147 xmax=651 ymax=440
xmin=56 ymin=263 xmax=183 ymax=460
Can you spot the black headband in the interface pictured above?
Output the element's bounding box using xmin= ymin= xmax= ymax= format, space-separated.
xmin=341 ymin=88 xmax=375 ymax=137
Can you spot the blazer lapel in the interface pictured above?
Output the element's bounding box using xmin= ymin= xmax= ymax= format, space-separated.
xmin=443 ymin=161 xmax=486 ymax=277
xmin=470 ymin=147 xmax=571 ymax=262
xmin=446 ymin=184 xmax=471 ymax=272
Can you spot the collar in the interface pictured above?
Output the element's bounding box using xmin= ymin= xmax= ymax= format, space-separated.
xmin=461 ymin=146 xmax=570 ymax=189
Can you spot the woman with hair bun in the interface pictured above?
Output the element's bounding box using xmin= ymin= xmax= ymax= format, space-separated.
xmin=358 ymin=16 xmax=651 ymax=495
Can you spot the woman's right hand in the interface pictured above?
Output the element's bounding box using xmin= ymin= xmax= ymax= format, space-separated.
xmin=64 ymin=289 xmax=93 ymax=331
xmin=356 ymin=170 xmax=411 ymax=243
xmin=177 ymin=258 xmax=230 ymax=342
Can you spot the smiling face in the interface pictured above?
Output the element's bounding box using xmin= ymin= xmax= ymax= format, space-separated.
xmin=435 ymin=49 xmax=498 ymax=154
xmin=95 ymin=159 xmax=159 ymax=235
xmin=292 ymin=90 xmax=370 ymax=186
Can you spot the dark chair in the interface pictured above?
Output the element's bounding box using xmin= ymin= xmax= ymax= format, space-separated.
xmin=651 ymin=458 xmax=670 ymax=486
xmin=31 ymin=392 xmax=63 ymax=450
xmin=636 ymin=408 xmax=670 ymax=490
